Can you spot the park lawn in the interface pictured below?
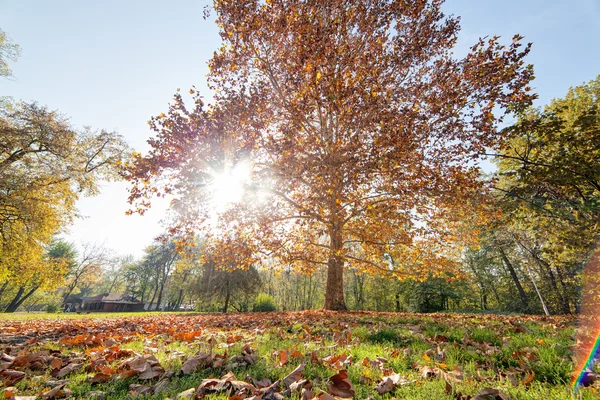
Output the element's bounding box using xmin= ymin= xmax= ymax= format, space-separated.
xmin=0 ymin=311 xmax=597 ymax=399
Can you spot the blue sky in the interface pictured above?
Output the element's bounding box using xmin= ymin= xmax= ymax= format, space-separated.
xmin=1 ymin=0 xmax=599 ymax=258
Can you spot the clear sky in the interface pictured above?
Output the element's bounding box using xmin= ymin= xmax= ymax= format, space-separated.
xmin=0 ymin=0 xmax=598 ymax=258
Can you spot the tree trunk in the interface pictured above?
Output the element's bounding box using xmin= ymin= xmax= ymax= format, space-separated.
xmin=4 ymin=286 xmax=25 ymax=312
xmin=516 ymin=238 xmax=570 ymax=314
xmin=10 ymin=286 xmax=39 ymax=312
xmin=148 ymin=282 xmax=158 ymax=311
xmin=499 ymin=248 xmax=528 ymax=310
xmin=324 ymin=226 xmax=347 ymax=310
xmin=554 ymin=264 xmax=573 ymax=314
xmin=155 ymin=283 xmax=164 ymax=312
xmin=175 ymin=288 xmax=184 ymax=311
xmin=222 ymin=278 xmax=231 ymax=313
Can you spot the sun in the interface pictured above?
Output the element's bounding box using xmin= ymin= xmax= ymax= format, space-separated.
xmin=208 ymin=160 xmax=251 ymax=212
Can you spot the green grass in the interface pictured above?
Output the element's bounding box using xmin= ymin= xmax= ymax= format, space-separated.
xmin=0 ymin=311 xmax=196 ymax=321
xmin=0 ymin=312 xmax=596 ymax=399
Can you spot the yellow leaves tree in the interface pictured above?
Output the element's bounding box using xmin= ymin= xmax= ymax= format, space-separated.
xmin=126 ymin=0 xmax=535 ymax=309
xmin=0 ymin=101 xmax=129 ymax=311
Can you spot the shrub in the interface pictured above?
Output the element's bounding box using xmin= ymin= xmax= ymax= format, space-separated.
xmin=46 ymin=304 xmax=60 ymax=313
xmin=253 ymin=293 xmax=277 ymax=312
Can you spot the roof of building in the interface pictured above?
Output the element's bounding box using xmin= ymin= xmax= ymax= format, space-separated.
xmin=82 ymin=293 xmax=142 ymax=304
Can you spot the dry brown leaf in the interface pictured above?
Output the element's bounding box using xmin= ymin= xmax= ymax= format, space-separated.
xmin=52 ymin=363 xmax=83 ymax=379
xmin=327 ymin=370 xmax=355 ymax=398
xmin=1 ymin=370 xmax=25 ymax=386
xmin=521 ymin=370 xmax=535 ymax=386
xmin=176 ymin=388 xmax=196 ymax=399
xmin=472 ymin=388 xmax=512 ymax=400
xmin=129 ymin=384 xmax=153 ymax=397
xmin=301 ymin=388 xmax=314 ymax=400
xmin=180 ymin=353 xmax=212 ymax=374
xmin=283 ymin=364 xmax=304 ymax=389
xmin=375 ymin=373 xmax=412 ymax=394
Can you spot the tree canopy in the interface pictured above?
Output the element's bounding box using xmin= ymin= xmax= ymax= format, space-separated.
xmin=0 ymin=100 xmax=130 ymax=310
xmin=125 ymin=0 xmax=535 ymax=309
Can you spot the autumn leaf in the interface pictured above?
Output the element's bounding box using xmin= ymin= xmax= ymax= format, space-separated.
xmin=87 ymin=373 xmax=112 ymax=384
xmin=327 ymin=370 xmax=354 ymax=398
xmin=283 ymin=364 xmax=304 ymax=389
xmin=374 ymin=373 xmax=413 ymax=394
xmin=472 ymin=388 xmax=512 ymax=400
xmin=52 ymin=363 xmax=83 ymax=379
xmin=1 ymin=370 xmax=25 ymax=386
xmin=180 ymin=353 xmax=212 ymax=374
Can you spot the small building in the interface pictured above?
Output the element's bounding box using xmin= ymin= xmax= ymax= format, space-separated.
xmin=81 ymin=293 xmax=144 ymax=312
xmin=63 ymin=295 xmax=83 ymax=312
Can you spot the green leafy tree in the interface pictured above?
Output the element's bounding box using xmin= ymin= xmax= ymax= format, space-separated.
xmin=489 ymin=75 xmax=600 ymax=314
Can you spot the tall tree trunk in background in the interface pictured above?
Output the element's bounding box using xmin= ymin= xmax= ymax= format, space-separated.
xmin=175 ymin=288 xmax=184 ymax=311
xmin=515 ymin=238 xmax=570 ymax=314
xmin=554 ymin=264 xmax=573 ymax=314
xmin=222 ymin=277 xmax=231 ymax=313
xmin=499 ymin=248 xmax=528 ymax=310
xmin=148 ymin=281 xmax=158 ymax=311
xmin=155 ymin=281 xmax=165 ymax=312
xmin=307 ymin=274 xmax=314 ymax=309
xmin=467 ymin=259 xmax=489 ymax=310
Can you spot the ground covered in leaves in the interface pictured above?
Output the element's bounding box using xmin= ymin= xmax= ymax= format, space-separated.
xmin=0 ymin=311 xmax=596 ymax=399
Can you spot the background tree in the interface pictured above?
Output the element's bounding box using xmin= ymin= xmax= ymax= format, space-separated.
xmin=0 ymin=100 xmax=129 ymax=311
xmin=487 ymin=75 xmax=600 ymax=314
xmin=60 ymin=242 xmax=109 ymax=309
xmin=125 ymin=0 xmax=535 ymax=310
xmin=0 ymin=29 xmax=20 ymax=79
xmin=2 ymin=238 xmax=72 ymax=312
xmin=197 ymin=261 xmax=261 ymax=313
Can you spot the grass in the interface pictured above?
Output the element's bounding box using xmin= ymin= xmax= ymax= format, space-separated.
xmin=0 ymin=311 xmax=195 ymax=321
xmin=0 ymin=311 xmax=597 ymax=399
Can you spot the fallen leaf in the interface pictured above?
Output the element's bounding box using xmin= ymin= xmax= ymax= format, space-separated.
xmin=180 ymin=353 xmax=212 ymax=374
xmin=472 ymin=388 xmax=512 ymax=400
xmin=327 ymin=370 xmax=354 ymax=398
xmin=283 ymin=364 xmax=304 ymax=389
xmin=52 ymin=363 xmax=83 ymax=378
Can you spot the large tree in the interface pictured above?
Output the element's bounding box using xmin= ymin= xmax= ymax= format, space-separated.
xmin=125 ymin=0 xmax=535 ymax=309
xmin=488 ymin=75 xmax=600 ymax=314
xmin=0 ymin=101 xmax=129 ymax=310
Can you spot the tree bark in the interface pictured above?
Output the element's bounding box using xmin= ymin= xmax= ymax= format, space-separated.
xmin=155 ymin=282 xmax=164 ymax=312
xmin=324 ymin=224 xmax=347 ymax=310
xmin=498 ymin=248 xmax=528 ymax=310
xmin=5 ymin=286 xmax=39 ymax=312
xmin=10 ymin=286 xmax=39 ymax=312
xmin=222 ymin=277 xmax=231 ymax=313
xmin=4 ymin=286 xmax=24 ymax=312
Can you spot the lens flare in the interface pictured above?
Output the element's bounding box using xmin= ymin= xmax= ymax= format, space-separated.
xmin=572 ymin=244 xmax=600 ymax=390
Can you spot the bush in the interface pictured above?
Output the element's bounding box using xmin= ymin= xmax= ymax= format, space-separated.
xmin=253 ymin=293 xmax=277 ymax=312
xmin=46 ymin=304 xmax=60 ymax=313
